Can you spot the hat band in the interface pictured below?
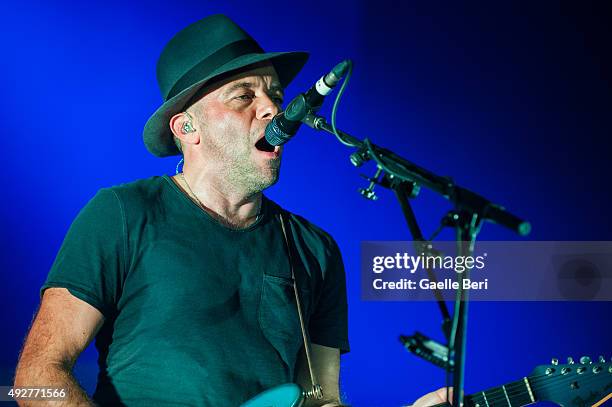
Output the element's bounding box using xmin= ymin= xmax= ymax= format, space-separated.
xmin=166 ymin=39 xmax=264 ymax=100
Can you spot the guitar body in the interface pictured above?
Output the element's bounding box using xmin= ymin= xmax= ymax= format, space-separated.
xmin=241 ymin=383 xmax=304 ymax=407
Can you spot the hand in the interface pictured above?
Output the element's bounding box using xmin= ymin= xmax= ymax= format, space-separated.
xmin=412 ymin=387 xmax=453 ymax=407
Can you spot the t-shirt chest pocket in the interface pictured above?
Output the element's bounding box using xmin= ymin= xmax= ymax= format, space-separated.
xmin=258 ymin=273 xmax=311 ymax=377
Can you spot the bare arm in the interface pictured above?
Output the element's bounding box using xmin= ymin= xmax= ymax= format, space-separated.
xmin=14 ymin=288 xmax=105 ymax=406
xmin=295 ymin=344 xmax=342 ymax=407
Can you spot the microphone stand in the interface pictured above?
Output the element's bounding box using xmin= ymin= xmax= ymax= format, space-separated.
xmin=389 ymin=178 xmax=453 ymax=342
xmin=302 ymin=113 xmax=531 ymax=407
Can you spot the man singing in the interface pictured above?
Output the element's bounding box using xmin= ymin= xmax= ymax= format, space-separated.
xmin=14 ymin=14 xmax=449 ymax=407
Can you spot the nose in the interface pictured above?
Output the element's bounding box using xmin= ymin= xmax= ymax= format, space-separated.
xmin=256 ymin=93 xmax=281 ymax=121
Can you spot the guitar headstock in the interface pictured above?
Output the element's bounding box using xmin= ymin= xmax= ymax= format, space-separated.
xmin=530 ymin=356 xmax=611 ymax=407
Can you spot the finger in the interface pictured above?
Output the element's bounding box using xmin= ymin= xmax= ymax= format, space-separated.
xmin=434 ymin=387 xmax=453 ymax=403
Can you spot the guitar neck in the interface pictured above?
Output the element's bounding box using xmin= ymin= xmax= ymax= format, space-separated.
xmin=430 ymin=377 xmax=537 ymax=407
xmin=467 ymin=377 xmax=536 ymax=407
xmin=422 ymin=358 xmax=611 ymax=407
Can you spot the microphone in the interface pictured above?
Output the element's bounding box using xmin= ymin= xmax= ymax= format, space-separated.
xmin=265 ymin=60 xmax=351 ymax=146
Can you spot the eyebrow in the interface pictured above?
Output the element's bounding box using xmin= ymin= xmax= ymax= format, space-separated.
xmin=223 ymin=81 xmax=284 ymax=98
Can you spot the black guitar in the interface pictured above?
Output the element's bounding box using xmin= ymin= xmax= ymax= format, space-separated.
xmin=430 ymin=356 xmax=611 ymax=407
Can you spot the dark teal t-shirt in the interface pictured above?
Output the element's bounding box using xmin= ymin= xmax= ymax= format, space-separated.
xmin=42 ymin=175 xmax=349 ymax=406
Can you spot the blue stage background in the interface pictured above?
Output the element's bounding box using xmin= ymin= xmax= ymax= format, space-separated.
xmin=1 ymin=1 xmax=610 ymax=406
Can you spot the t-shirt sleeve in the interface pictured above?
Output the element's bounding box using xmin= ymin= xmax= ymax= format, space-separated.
xmin=308 ymin=237 xmax=350 ymax=353
xmin=41 ymin=188 xmax=127 ymax=317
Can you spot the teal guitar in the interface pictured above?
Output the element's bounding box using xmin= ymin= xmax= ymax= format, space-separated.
xmin=241 ymin=356 xmax=611 ymax=407
xmin=242 ymin=383 xmax=304 ymax=407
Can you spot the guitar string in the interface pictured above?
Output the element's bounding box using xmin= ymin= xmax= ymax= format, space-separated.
xmin=467 ymin=370 xmax=610 ymax=406
xmin=427 ymin=369 xmax=610 ymax=407
xmin=472 ymin=375 xmax=608 ymax=406
xmin=469 ymin=383 xmax=532 ymax=406
xmin=456 ymin=364 xmax=608 ymax=404
xmin=472 ymin=380 xmax=532 ymax=402
xmin=433 ymin=365 xmax=609 ymax=407
xmin=501 ymin=367 xmax=609 ymax=396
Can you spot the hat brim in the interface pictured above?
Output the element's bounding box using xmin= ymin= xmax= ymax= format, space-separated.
xmin=143 ymin=51 xmax=309 ymax=157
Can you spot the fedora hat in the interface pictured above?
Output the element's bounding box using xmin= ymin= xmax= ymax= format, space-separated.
xmin=143 ymin=14 xmax=309 ymax=157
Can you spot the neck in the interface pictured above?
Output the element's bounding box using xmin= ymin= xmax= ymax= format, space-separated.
xmin=174 ymin=167 xmax=263 ymax=229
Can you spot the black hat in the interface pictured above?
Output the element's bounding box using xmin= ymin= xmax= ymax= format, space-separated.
xmin=143 ymin=14 xmax=309 ymax=157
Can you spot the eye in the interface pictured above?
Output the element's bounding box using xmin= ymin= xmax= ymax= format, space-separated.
xmin=235 ymin=94 xmax=254 ymax=102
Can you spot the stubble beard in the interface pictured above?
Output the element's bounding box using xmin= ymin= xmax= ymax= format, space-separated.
xmin=207 ymin=125 xmax=282 ymax=196
xmin=227 ymin=155 xmax=281 ymax=195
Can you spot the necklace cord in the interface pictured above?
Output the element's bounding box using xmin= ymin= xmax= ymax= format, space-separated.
xmin=178 ymin=172 xmax=262 ymax=227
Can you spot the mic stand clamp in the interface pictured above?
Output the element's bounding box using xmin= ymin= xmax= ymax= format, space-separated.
xmin=358 ymin=168 xmax=383 ymax=201
xmin=400 ymin=332 xmax=455 ymax=371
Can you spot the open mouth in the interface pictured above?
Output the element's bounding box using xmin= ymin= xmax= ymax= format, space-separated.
xmin=254 ymin=135 xmax=277 ymax=153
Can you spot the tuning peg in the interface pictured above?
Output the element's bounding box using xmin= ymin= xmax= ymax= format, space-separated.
xmin=561 ymin=367 xmax=571 ymax=375
xmin=598 ymin=355 xmax=605 ymax=363
xmin=593 ymin=366 xmax=602 ymax=374
xmin=579 ymin=356 xmax=592 ymax=365
xmin=567 ymin=357 xmax=575 ymax=365
xmin=551 ymin=358 xmax=559 ymax=365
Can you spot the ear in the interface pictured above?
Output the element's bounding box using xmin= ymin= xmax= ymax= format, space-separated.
xmin=169 ymin=112 xmax=200 ymax=147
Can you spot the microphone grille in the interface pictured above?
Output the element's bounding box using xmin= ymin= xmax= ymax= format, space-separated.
xmin=264 ymin=116 xmax=290 ymax=146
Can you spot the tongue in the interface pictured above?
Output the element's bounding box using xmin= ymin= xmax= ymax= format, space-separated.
xmin=255 ymin=136 xmax=276 ymax=152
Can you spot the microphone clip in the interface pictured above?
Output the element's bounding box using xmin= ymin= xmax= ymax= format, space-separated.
xmin=283 ymin=94 xmax=310 ymax=122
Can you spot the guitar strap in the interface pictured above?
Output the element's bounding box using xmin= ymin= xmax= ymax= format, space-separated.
xmin=278 ymin=212 xmax=324 ymax=402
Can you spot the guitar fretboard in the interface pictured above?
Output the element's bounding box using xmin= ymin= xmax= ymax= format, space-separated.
xmin=467 ymin=377 xmax=535 ymax=407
